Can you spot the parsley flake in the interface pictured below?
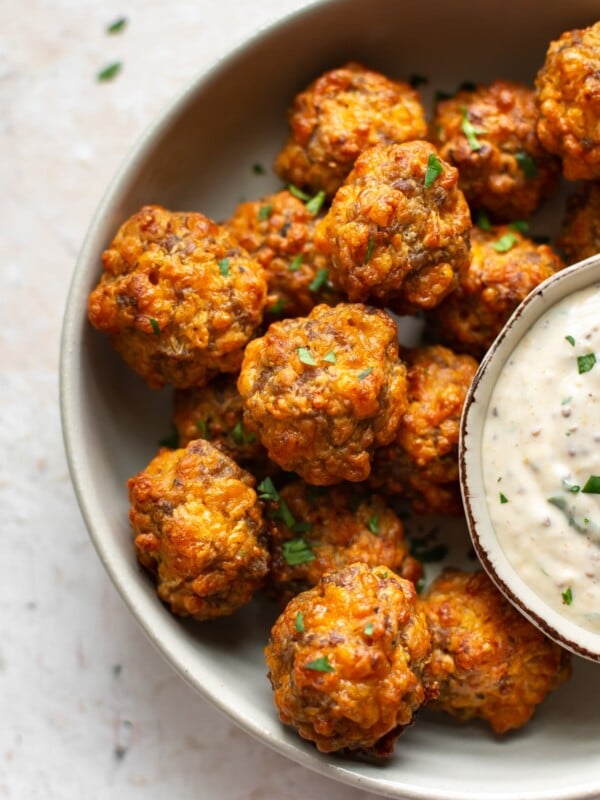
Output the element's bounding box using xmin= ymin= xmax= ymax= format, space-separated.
xmin=305 ymin=656 xmax=334 ymax=673
xmin=196 ymin=419 xmax=208 ymax=438
xmin=565 ymin=335 xmax=575 ymax=347
xmin=500 ymin=492 xmax=509 ymax=504
xmin=509 ymin=220 xmax=529 ymax=234
xmin=309 ymin=268 xmax=329 ymax=292
xmin=578 ymin=353 xmax=596 ymax=374
xmin=476 ymin=211 xmax=492 ymax=231
xmin=582 ymin=476 xmax=600 ymax=494
xmin=493 ymin=232 xmax=518 ymax=253
xmin=424 ymin=152 xmax=443 ymax=188
xmin=106 ymin=17 xmax=127 ymax=34
xmin=358 ymin=367 xmax=374 ymax=380
xmin=288 ymin=184 xmax=311 ymax=202
xmin=562 ymin=479 xmax=580 ymax=493
xmin=295 ymin=612 xmax=305 ymax=632
xmin=232 ymin=421 xmax=245 ymax=445
xmin=257 ymin=477 xmax=278 ymax=502
xmin=305 ymin=190 xmax=326 ymax=216
xmin=460 ymin=106 xmax=486 ymax=151
xmin=282 ymin=537 xmax=315 ymax=566
xmin=364 ymin=622 xmax=375 ymax=636
xmin=365 ymin=236 xmax=375 ymax=264
xmin=218 ymin=257 xmax=230 ymax=276
xmin=561 ymin=587 xmax=573 ymax=606
xmin=257 ymin=204 xmax=272 ymax=221
xmin=323 ymin=350 xmax=336 ymax=364
xmin=368 ymin=515 xmax=379 ymax=535
xmin=149 ymin=317 xmax=160 ymax=335
xmin=292 ymin=521 xmax=313 ymax=534
xmin=288 ymin=254 xmax=303 ymax=272
xmin=269 ymin=298 xmax=286 ymax=315
xmin=515 ymin=151 xmax=539 ymax=179
xmin=97 ymin=61 xmax=122 ymax=82
xmin=297 ymin=347 xmax=317 ymax=366
xmin=416 ymin=577 xmax=427 ymax=594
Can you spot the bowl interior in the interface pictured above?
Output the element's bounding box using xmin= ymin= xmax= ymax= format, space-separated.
xmin=61 ymin=1 xmax=600 ymax=798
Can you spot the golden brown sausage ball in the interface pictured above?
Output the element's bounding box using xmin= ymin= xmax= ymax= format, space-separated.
xmin=172 ymin=374 xmax=266 ymax=464
xmin=226 ymin=189 xmax=341 ymax=320
xmin=428 ymin=224 xmax=564 ymax=357
xmin=369 ymin=345 xmax=477 ymax=515
xmin=535 ymin=22 xmax=600 ymax=181
xmin=558 ymin=181 xmax=600 ymax=263
xmin=264 ymin=479 xmax=422 ymax=603
xmin=238 ymin=302 xmax=408 ymax=485
xmin=88 ymin=205 xmax=267 ymax=389
xmin=265 ymin=562 xmax=435 ymax=754
xmin=127 ymin=439 xmax=269 ymax=620
xmin=314 ymin=141 xmax=471 ymax=310
xmin=430 ymin=80 xmax=560 ymax=221
xmin=275 ymin=62 xmax=427 ymax=198
xmin=421 ymin=569 xmax=572 ymax=734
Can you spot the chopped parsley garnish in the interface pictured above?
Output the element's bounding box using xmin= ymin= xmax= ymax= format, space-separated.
xmin=508 ymin=220 xmax=529 ymax=234
xmin=258 ymin=478 xmax=295 ymax=527
xmin=565 ymin=335 xmax=575 ymax=347
xmin=409 ymin=74 xmax=428 ymax=88
xmin=305 ymin=656 xmax=334 ymax=673
xmin=282 ymin=537 xmax=315 ymax=566
xmin=582 ymin=476 xmax=600 ymax=494
xmin=158 ymin=429 xmax=179 ymax=449
xmin=424 ymin=152 xmax=443 ymax=188
xmin=149 ymin=317 xmax=160 ymax=335
xmin=322 ymin=350 xmax=337 ymax=364
xmin=563 ymin=479 xmax=580 ymax=493
xmin=196 ymin=419 xmax=208 ymax=437
xmin=561 ymin=396 xmax=572 ymax=405
xmin=232 ymin=421 xmax=245 ymax=445
xmin=515 ymin=151 xmax=539 ymax=179
xmin=475 ymin=211 xmax=492 ymax=231
xmin=288 ymin=254 xmax=303 ymax=272
xmin=460 ymin=106 xmax=486 ymax=151
xmin=106 ymin=17 xmax=127 ymax=34
xmin=309 ymin=268 xmax=329 ymax=292
xmin=363 ymin=622 xmax=375 ymax=636
xmin=358 ymin=367 xmax=374 ymax=380
xmin=499 ymin=492 xmax=509 ymax=504
xmin=365 ymin=236 xmax=375 ymax=264
xmin=288 ymin=184 xmax=311 ymax=202
xmin=257 ymin=204 xmax=272 ymax=221
xmin=252 ymin=162 xmax=266 ymax=175
xmin=416 ymin=577 xmax=426 ymax=594
xmin=218 ymin=257 xmax=230 ymax=276
xmin=305 ymin=190 xmax=326 ymax=216
xmin=295 ymin=612 xmax=305 ymax=632
xmin=493 ymin=232 xmax=518 ymax=253
xmin=97 ymin=61 xmax=122 ymax=82
xmin=292 ymin=521 xmax=313 ymax=533
xmin=561 ymin=587 xmax=573 ymax=606
xmin=257 ymin=477 xmax=278 ymax=502
xmin=297 ymin=347 xmax=317 ymax=366
xmin=367 ymin=515 xmax=379 ymax=535
xmin=269 ymin=298 xmax=286 ymax=315
xmin=577 ymin=353 xmax=596 ymax=374
xmin=410 ymin=541 xmax=449 ymax=563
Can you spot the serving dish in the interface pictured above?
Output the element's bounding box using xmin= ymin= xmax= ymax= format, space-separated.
xmin=60 ymin=0 xmax=600 ymax=797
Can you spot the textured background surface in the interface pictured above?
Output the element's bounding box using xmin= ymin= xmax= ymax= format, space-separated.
xmin=0 ymin=1 xmax=381 ymax=796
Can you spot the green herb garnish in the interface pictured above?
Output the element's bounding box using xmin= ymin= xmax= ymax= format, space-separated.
xmin=460 ymin=106 xmax=486 ymax=151
xmin=149 ymin=317 xmax=160 ymax=335
xmin=305 ymin=190 xmax=326 ymax=216
xmin=297 ymin=347 xmax=317 ymax=366
xmin=196 ymin=419 xmax=208 ymax=437
xmin=476 ymin=210 xmax=492 ymax=231
xmin=358 ymin=367 xmax=374 ymax=380
xmin=309 ymin=268 xmax=329 ymax=292
xmin=106 ymin=17 xmax=127 ymax=34
xmin=424 ymin=152 xmax=443 ymax=188
xmin=500 ymin=492 xmax=509 ymax=504
xmin=288 ymin=254 xmax=303 ymax=272
xmin=367 ymin=515 xmax=379 ymax=535
xmin=323 ymin=350 xmax=337 ymax=364
xmin=305 ymin=656 xmax=334 ymax=673
xmin=562 ymin=587 xmax=573 ymax=606
xmin=282 ymin=537 xmax=315 ymax=566
xmin=363 ymin=622 xmax=375 ymax=636
xmin=365 ymin=236 xmax=375 ymax=264
xmin=577 ymin=353 xmax=596 ymax=374
xmin=561 ymin=396 xmax=572 ymax=405
xmin=257 ymin=477 xmax=278 ymax=502
xmin=232 ymin=421 xmax=245 ymax=445
xmin=582 ymin=476 xmax=600 ymax=494
xmin=269 ymin=298 xmax=286 ymax=315
xmin=515 ymin=151 xmax=539 ymax=179
xmin=292 ymin=521 xmax=313 ymax=533
xmin=288 ymin=184 xmax=311 ymax=202
xmin=97 ymin=61 xmax=122 ymax=82
xmin=218 ymin=257 xmax=230 ymax=276
xmin=416 ymin=577 xmax=427 ymax=594
xmin=565 ymin=335 xmax=575 ymax=347
xmin=563 ymin=479 xmax=580 ymax=493
xmin=295 ymin=612 xmax=305 ymax=632
xmin=508 ymin=220 xmax=529 ymax=234
xmin=257 ymin=204 xmax=272 ymax=221
xmin=493 ymin=232 xmax=518 ymax=253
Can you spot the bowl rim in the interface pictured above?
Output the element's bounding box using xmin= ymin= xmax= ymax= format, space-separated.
xmin=459 ymin=253 xmax=600 ymax=663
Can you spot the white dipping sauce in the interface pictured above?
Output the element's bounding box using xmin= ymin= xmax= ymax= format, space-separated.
xmin=482 ymin=284 xmax=600 ymax=633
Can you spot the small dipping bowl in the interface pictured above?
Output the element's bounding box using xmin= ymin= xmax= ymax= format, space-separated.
xmin=460 ymin=253 xmax=600 ymax=662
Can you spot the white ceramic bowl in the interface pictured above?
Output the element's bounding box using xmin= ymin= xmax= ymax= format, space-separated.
xmin=60 ymin=1 xmax=600 ymax=798
xmin=460 ymin=253 xmax=600 ymax=662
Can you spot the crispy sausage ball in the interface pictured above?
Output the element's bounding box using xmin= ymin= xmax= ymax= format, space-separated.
xmin=226 ymin=189 xmax=341 ymax=320
xmin=274 ymin=62 xmax=427 ymax=198
xmin=238 ymin=303 xmax=408 ymax=485
xmin=430 ymin=80 xmax=560 ymax=221
xmin=535 ymin=22 xmax=600 ymax=181
xmin=265 ymin=563 xmax=435 ymax=754
xmin=314 ymin=141 xmax=471 ymax=310
xmin=428 ymin=224 xmax=564 ymax=357
xmin=558 ymin=181 xmax=600 ymax=263
xmin=127 ymin=439 xmax=269 ymax=620
xmin=88 ymin=205 xmax=267 ymax=389
xmin=369 ymin=345 xmax=477 ymax=515
xmin=265 ymin=480 xmax=422 ymax=603
xmin=172 ymin=374 xmax=266 ymax=464
xmin=420 ymin=569 xmax=572 ymax=734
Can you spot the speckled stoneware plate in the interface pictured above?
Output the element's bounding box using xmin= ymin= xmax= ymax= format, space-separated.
xmin=60 ymin=1 xmax=600 ymax=798
xmin=461 ymin=254 xmax=600 ymax=663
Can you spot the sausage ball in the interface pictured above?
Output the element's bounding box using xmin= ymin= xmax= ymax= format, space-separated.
xmin=558 ymin=181 xmax=600 ymax=263
xmin=274 ymin=62 xmax=427 ymax=198
xmin=430 ymin=80 xmax=560 ymax=221
xmin=265 ymin=562 xmax=435 ymax=754
xmin=265 ymin=479 xmax=422 ymax=603
xmin=428 ymin=223 xmax=564 ymax=357
xmin=314 ymin=141 xmax=471 ymax=310
xmin=369 ymin=345 xmax=477 ymax=515
xmin=226 ymin=189 xmax=341 ymax=320
xmin=535 ymin=22 xmax=600 ymax=181
xmin=421 ymin=569 xmax=572 ymax=734
xmin=127 ymin=439 xmax=269 ymax=620
xmin=238 ymin=302 xmax=408 ymax=485
xmin=88 ymin=205 xmax=267 ymax=389
xmin=172 ymin=374 xmax=266 ymax=463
